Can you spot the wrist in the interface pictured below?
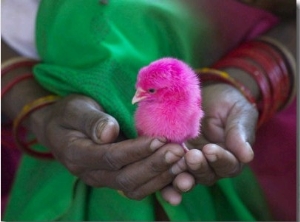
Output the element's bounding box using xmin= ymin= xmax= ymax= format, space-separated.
xmin=2 ymin=78 xmax=51 ymax=120
xmin=221 ymin=68 xmax=260 ymax=100
xmin=12 ymin=95 xmax=60 ymax=159
xmin=28 ymin=101 xmax=55 ymax=145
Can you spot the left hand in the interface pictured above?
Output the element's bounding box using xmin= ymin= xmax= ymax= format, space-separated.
xmin=160 ymin=83 xmax=258 ymax=205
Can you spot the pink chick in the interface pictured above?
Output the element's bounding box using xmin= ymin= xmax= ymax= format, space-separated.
xmin=132 ymin=57 xmax=204 ymax=151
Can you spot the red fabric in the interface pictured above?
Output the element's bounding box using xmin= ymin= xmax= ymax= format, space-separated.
xmin=250 ymin=99 xmax=297 ymax=221
xmin=201 ymin=0 xmax=279 ymax=54
xmin=1 ymin=121 xmax=22 ymax=214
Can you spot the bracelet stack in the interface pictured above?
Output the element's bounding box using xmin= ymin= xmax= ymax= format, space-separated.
xmin=1 ymin=57 xmax=36 ymax=97
xmin=2 ymin=57 xmax=58 ymax=159
xmin=197 ymin=38 xmax=295 ymax=127
xmin=197 ymin=68 xmax=257 ymax=106
xmin=13 ymin=95 xmax=60 ymax=159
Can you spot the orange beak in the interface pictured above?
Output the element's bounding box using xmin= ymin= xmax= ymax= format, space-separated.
xmin=132 ymin=88 xmax=147 ymax=104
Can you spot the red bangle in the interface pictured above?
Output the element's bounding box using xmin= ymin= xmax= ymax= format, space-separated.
xmin=249 ymin=40 xmax=291 ymax=110
xmin=213 ymin=57 xmax=272 ymax=127
xmin=196 ymin=68 xmax=256 ymax=106
xmin=1 ymin=57 xmax=37 ymax=77
xmin=226 ymin=44 xmax=283 ymax=114
xmin=1 ymin=73 xmax=34 ymax=97
xmin=230 ymin=42 xmax=289 ymax=109
xmin=13 ymin=95 xmax=61 ymax=159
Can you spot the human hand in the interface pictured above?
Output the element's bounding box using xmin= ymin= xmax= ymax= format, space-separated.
xmin=28 ymin=94 xmax=186 ymax=200
xmin=161 ymin=83 xmax=258 ymax=205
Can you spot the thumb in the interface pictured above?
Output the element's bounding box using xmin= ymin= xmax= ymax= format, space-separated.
xmin=93 ymin=113 xmax=120 ymax=144
xmin=61 ymin=95 xmax=120 ymax=144
xmin=225 ymin=101 xmax=258 ymax=163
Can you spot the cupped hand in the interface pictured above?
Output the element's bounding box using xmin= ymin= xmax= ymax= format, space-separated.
xmin=161 ymin=83 xmax=258 ymax=205
xmin=28 ymin=94 xmax=186 ymax=200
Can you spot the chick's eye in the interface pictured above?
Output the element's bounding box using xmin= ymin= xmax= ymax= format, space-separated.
xmin=148 ymin=88 xmax=156 ymax=93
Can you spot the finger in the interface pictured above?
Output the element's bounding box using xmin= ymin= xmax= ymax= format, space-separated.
xmin=116 ymin=143 xmax=185 ymax=193
xmin=123 ymin=170 xmax=178 ymax=200
xmin=225 ymin=101 xmax=257 ymax=163
xmin=62 ymin=136 xmax=167 ymax=172
xmin=202 ymin=143 xmax=244 ymax=177
xmin=173 ymin=172 xmax=195 ymax=193
xmin=60 ymin=95 xmax=120 ymax=144
xmin=185 ymin=149 xmax=216 ymax=185
xmin=160 ymin=185 xmax=183 ymax=206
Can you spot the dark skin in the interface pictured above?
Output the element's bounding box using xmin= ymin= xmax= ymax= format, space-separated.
xmin=1 ymin=0 xmax=296 ymax=219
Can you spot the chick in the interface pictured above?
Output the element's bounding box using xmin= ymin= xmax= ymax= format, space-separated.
xmin=132 ymin=58 xmax=203 ymax=151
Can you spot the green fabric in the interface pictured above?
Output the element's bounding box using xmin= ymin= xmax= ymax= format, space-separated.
xmin=4 ymin=0 xmax=272 ymax=221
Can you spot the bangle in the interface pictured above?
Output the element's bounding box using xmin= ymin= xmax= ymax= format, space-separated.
xmin=196 ymin=68 xmax=256 ymax=106
xmin=213 ymin=57 xmax=272 ymax=127
xmin=211 ymin=38 xmax=293 ymax=127
xmin=13 ymin=95 xmax=61 ymax=159
xmin=1 ymin=73 xmax=34 ymax=97
xmin=258 ymin=37 xmax=296 ymax=109
xmin=226 ymin=41 xmax=290 ymax=113
xmin=1 ymin=57 xmax=38 ymax=77
xmin=2 ymin=57 xmax=38 ymax=97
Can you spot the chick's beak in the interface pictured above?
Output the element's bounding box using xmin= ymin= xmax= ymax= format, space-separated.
xmin=132 ymin=88 xmax=146 ymax=104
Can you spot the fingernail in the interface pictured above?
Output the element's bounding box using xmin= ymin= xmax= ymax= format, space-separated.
xmin=98 ymin=120 xmax=118 ymax=143
xmin=150 ymin=137 xmax=166 ymax=151
xmin=206 ymin=154 xmax=217 ymax=162
xmin=244 ymin=142 xmax=254 ymax=162
xmin=170 ymin=157 xmax=186 ymax=174
xmin=165 ymin=151 xmax=182 ymax=164
xmin=177 ymin=180 xmax=192 ymax=192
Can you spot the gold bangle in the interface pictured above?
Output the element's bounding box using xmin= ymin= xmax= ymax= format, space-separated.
xmin=13 ymin=95 xmax=61 ymax=159
xmin=196 ymin=67 xmax=257 ymax=106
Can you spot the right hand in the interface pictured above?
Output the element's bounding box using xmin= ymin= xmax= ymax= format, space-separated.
xmin=28 ymin=94 xmax=186 ymax=200
xmin=160 ymin=83 xmax=258 ymax=205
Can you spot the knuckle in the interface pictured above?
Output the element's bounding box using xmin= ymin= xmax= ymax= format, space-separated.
xmin=227 ymin=163 xmax=244 ymax=177
xmin=80 ymin=171 xmax=106 ymax=188
xmin=65 ymin=162 xmax=82 ymax=175
xmin=125 ymin=191 xmax=145 ymax=201
xmin=115 ymin=174 xmax=136 ymax=192
xmin=103 ymin=150 xmax=122 ymax=170
xmin=62 ymin=137 xmax=84 ymax=175
xmin=160 ymin=171 xmax=175 ymax=185
xmin=80 ymin=174 xmax=99 ymax=187
xmin=216 ymin=162 xmax=243 ymax=178
xmin=148 ymin=160 xmax=164 ymax=173
xmin=170 ymin=158 xmax=187 ymax=175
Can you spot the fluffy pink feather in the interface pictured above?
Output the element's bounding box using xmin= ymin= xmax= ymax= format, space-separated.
xmin=132 ymin=57 xmax=203 ymax=150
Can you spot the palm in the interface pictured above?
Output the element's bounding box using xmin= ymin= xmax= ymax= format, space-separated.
xmin=189 ymin=83 xmax=258 ymax=157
